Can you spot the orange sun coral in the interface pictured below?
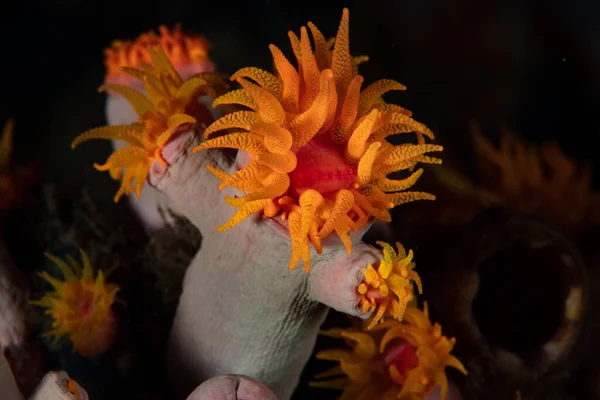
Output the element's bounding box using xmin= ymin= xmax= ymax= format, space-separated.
xmin=104 ymin=24 xmax=213 ymax=85
xmin=359 ymin=241 xmax=422 ymax=330
xmin=433 ymin=124 xmax=600 ymax=233
xmin=194 ymin=8 xmax=443 ymax=272
xmin=312 ymin=304 xmax=467 ymax=400
xmin=72 ymin=45 xmax=227 ymax=202
xmin=31 ymin=249 xmax=120 ymax=358
xmin=0 ymin=120 xmax=36 ymax=212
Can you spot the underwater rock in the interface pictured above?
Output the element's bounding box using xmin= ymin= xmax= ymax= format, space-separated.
xmin=412 ymin=208 xmax=589 ymax=399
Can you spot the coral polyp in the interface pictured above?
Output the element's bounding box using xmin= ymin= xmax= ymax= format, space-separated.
xmin=312 ymin=304 xmax=467 ymax=400
xmin=359 ymin=241 xmax=422 ymax=330
xmin=104 ymin=24 xmax=213 ymax=85
xmin=72 ymin=45 xmax=227 ymax=202
xmin=194 ymin=8 xmax=443 ymax=272
xmin=433 ymin=125 xmax=600 ymax=233
xmin=31 ymin=249 xmax=120 ymax=358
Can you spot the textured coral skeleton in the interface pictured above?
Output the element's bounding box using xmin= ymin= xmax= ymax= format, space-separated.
xmin=359 ymin=241 xmax=422 ymax=330
xmin=194 ymin=8 xmax=443 ymax=272
xmin=312 ymin=304 xmax=467 ymax=400
xmin=31 ymin=249 xmax=120 ymax=358
xmin=72 ymin=46 xmax=228 ymax=202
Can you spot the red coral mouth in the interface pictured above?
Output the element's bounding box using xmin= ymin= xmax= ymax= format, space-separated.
xmin=383 ymin=340 xmax=419 ymax=381
xmin=288 ymin=136 xmax=357 ymax=198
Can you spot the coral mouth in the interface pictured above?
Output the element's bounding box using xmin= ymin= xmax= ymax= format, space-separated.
xmin=383 ymin=340 xmax=419 ymax=379
xmin=288 ymin=136 xmax=357 ymax=198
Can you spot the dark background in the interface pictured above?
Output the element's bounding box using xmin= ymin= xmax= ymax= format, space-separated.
xmin=2 ymin=0 xmax=600 ymax=198
xmin=1 ymin=0 xmax=600 ymax=398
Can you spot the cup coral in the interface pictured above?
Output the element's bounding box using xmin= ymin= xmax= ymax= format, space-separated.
xmin=31 ymin=249 xmax=120 ymax=358
xmin=194 ymin=8 xmax=443 ymax=272
xmin=359 ymin=241 xmax=422 ymax=330
xmin=312 ymin=304 xmax=467 ymax=400
xmin=72 ymin=46 xmax=228 ymax=202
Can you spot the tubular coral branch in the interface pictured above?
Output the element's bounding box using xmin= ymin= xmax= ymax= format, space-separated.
xmin=358 ymin=241 xmax=422 ymax=330
xmin=104 ymin=24 xmax=213 ymax=84
xmin=72 ymin=46 xmax=228 ymax=202
xmin=194 ymin=8 xmax=443 ymax=272
xmin=311 ymin=304 xmax=467 ymax=400
xmin=30 ymin=249 xmax=120 ymax=358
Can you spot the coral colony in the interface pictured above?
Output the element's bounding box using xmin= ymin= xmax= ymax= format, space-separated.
xmin=25 ymin=8 xmax=468 ymax=399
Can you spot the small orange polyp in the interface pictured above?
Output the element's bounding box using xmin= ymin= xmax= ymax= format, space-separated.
xmin=104 ymin=24 xmax=214 ymax=85
xmin=195 ymin=8 xmax=443 ymax=272
xmin=358 ymin=241 xmax=422 ymax=329
xmin=31 ymin=249 xmax=120 ymax=358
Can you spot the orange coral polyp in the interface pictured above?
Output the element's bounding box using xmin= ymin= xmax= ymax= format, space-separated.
xmin=72 ymin=45 xmax=226 ymax=202
xmin=104 ymin=24 xmax=213 ymax=83
xmin=31 ymin=250 xmax=120 ymax=358
xmin=194 ymin=8 xmax=443 ymax=272
xmin=359 ymin=241 xmax=422 ymax=330
xmin=312 ymin=304 xmax=467 ymax=400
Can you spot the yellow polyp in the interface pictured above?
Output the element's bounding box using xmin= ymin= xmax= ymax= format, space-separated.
xmin=75 ymin=45 xmax=227 ymax=202
xmin=313 ymin=304 xmax=467 ymax=400
xmin=196 ymin=8 xmax=442 ymax=272
xmin=31 ymin=249 xmax=120 ymax=358
xmin=358 ymin=241 xmax=422 ymax=330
